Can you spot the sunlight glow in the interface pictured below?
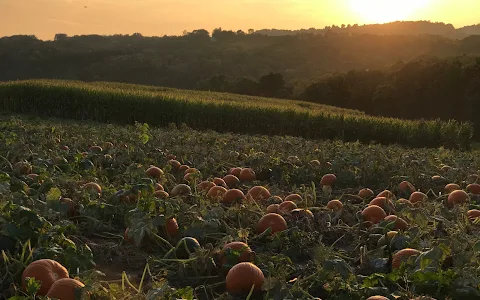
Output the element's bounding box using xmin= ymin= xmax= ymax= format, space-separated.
xmin=349 ymin=0 xmax=431 ymax=24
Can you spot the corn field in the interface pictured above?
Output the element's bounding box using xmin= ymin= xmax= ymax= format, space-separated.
xmin=0 ymin=79 xmax=474 ymax=149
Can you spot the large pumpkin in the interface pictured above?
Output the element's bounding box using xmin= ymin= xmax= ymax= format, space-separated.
xmin=399 ymin=181 xmax=416 ymax=193
xmin=257 ymin=213 xmax=287 ymax=234
xmin=362 ymin=205 xmax=387 ymax=225
xmin=207 ymin=186 xmax=228 ymax=201
xmin=320 ymin=174 xmax=337 ymax=186
xmin=447 ymin=190 xmax=469 ymax=207
xmin=278 ymin=201 xmax=297 ymax=213
xmin=223 ymin=175 xmax=240 ymax=188
xmin=445 ymin=183 xmax=460 ymax=193
xmin=219 ymin=242 xmax=255 ymax=266
xmin=409 ymin=192 xmax=427 ymax=204
xmin=226 ymin=262 xmax=264 ymax=294
xmin=145 ymin=166 xmax=163 ymax=178
xmin=358 ymin=188 xmax=374 ymax=199
xmin=239 ymin=168 xmax=256 ymax=181
xmin=45 ymin=278 xmax=86 ymax=300
xmin=467 ymin=183 xmax=480 ymax=195
xmin=392 ymin=248 xmax=421 ymax=268
xmin=326 ymin=199 xmax=343 ymax=211
xmin=22 ymin=259 xmax=69 ymax=296
xmin=384 ymin=215 xmax=408 ymax=230
xmin=222 ymin=189 xmax=246 ymax=204
xmin=284 ymin=194 xmax=302 ymax=202
xmin=247 ymin=186 xmax=271 ymax=202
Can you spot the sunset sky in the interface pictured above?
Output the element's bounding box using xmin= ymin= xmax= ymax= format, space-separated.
xmin=1 ymin=0 xmax=478 ymax=40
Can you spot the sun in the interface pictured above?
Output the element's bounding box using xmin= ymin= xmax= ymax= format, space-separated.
xmin=349 ymin=0 xmax=431 ymax=24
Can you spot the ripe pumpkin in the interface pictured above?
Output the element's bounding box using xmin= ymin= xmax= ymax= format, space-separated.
xmin=59 ymin=198 xmax=77 ymax=217
xmin=320 ymin=174 xmax=337 ymax=186
xmin=154 ymin=190 xmax=169 ymax=199
xmin=467 ymin=183 xmax=480 ymax=195
xmin=46 ymin=278 xmax=86 ymax=300
xmin=168 ymin=159 xmax=181 ymax=169
xmin=326 ymin=199 xmax=343 ymax=211
xmin=377 ymin=231 xmax=398 ymax=247
xmin=440 ymin=165 xmax=451 ymax=173
xmin=154 ymin=183 xmax=164 ymax=191
xmin=170 ymin=184 xmax=192 ymax=197
xmin=166 ymin=217 xmax=179 ymax=237
xmin=278 ymin=201 xmax=297 ymax=213
xmin=219 ymin=242 xmax=255 ymax=266
xmin=309 ymin=159 xmax=321 ymax=167
xmin=409 ymin=192 xmax=427 ymax=204
xmin=226 ymin=262 xmax=265 ymax=294
xmin=89 ymin=145 xmax=103 ymax=153
xmin=362 ymin=205 xmax=387 ymax=225
xmin=396 ymin=198 xmax=413 ymax=206
xmin=358 ymin=188 xmax=374 ymax=199
xmin=184 ymin=172 xmax=201 ymax=182
xmin=257 ymin=213 xmax=287 ymax=234
xmin=272 ymin=195 xmax=283 ymax=203
xmin=222 ymin=189 xmax=246 ymax=204
xmin=447 ymin=190 xmax=469 ymax=207
xmin=384 ymin=215 xmax=408 ymax=230
xmin=369 ymin=197 xmax=394 ymax=209
xmin=366 ymin=296 xmax=389 ymax=300
xmin=103 ymin=141 xmax=114 ymax=150
xmin=284 ymin=194 xmax=303 ymax=202
xmin=26 ymin=173 xmax=40 ymax=182
xmin=247 ymin=186 xmax=271 ymax=202
xmin=197 ymin=181 xmax=216 ymax=192
xmin=229 ymin=167 xmax=242 ymax=177
xmin=291 ymin=209 xmax=314 ymax=220
xmin=213 ymin=177 xmax=227 ymax=187
xmin=223 ymin=175 xmax=240 ymax=188
xmin=178 ymin=165 xmax=190 ymax=172
xmin=467 ymin=209 xmax=480 ymax=220
xmin=22 ymin=259 xmax=69 ymax=296
xmin=392 ymin=248 xmax=421 ymax=268
xmin=184 ymin=167 xmax=200 ymax=175
xmin=239 ymin=168 xmax=256 ymax=182
xmin=399 ymin=181 xmax=416 ymax=193
xmin=82 ymin=182 xmax=102 ymax=194
xmin=124 ymin=228 xmax=133 ymax=243
xmin=445 ymin=183 xmax=460 ymax=193
xmin=377 ymin=190 xmax=394 ymax=199
xmin=145 ymin=166 xmax=163 ymax=178
xmin=266 ymin=204 xmax=279 ymax=213
xmin=207 ymin=186 xmax=228 ymax=201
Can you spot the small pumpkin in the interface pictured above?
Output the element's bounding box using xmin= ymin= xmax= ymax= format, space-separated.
xmin=445 ymin=183 xmax=460 ymax=193
xmin=284 ymin=194 xmax=302 ymax=202
xmin=291 ymin=208 xmax=314 ymax=220
xmin=239 ymin=168 xmax=256 ymax=182
xmin=154 ymin=190 xmax=169 ymax=199
xmin=59 ymin=198 xmax=77 ymax=217
xmin=391 ymin=248 xmax=421 ymax=268
xmin=358 ymin=188 xmax=374 ymax=199
xmin=384 ymin=215 xmax=408 ymax=230
xmin=467 ymin=209 xmax=480 ymax=220
xmin=223 ymin=175 xmax=240 ymax=188
xmin=326 ymin=199 xmax=343 ymax=211
xmin=222 ymin=189 xmax=246 ymax=204
xmin=207 ymin=186 xmax=228 ymax=201
xmin=175 ymin=237 xmax=201 ymax=259
xmin=309 ymin=159 xmax=321 ymax=167
xmin=166 ymin=217 xmax=179 ymax=237
xmin=14 ymin=161 xmax=32 ymax=176
xmin=467 ymin=183 xmax=480 ymax=195
xmin=89 ymin=145 xmax=103 ymax=153
xmin=170 ymin=184 xmax=192 ymax=197
xmin=22 ymin=259 xmax=69 ymax=296
xmin=197 ymin=181 xmax=216 ymax=192
xmin=399 ymin=181 xmax=416 ymax=193
xmin=447 ymin=190 xmax=469 ymax=207
xmin=257 ymin=213 xmax=287 ymax=234
xmin=168 ymin=159 xmax=181 ymax=169
xmin=377 ymin=190 xmax=394 ymax=199
xmin=247 ymin=186 xmax=271 ymax=202
xmin=320 ymin=174 xmax=337 ymax=186
xmin=154 ymin=183 xmax=164 ymax=191
xmin=366 ymin=296 xmax=389 ymax=300
xmin=213 ymin=177 xmax=227 ymax=187
xmin=178 ymin=165 xmax=190 ymax=172
xmin=226 ymin=262 xmax=265 ymax=294
xmin=369 ymin=197 xmax=394 ymax=209
xmin=229 ymin=167 xmax=242 ymax=177
xmin=409 ymin=192 xmax=427 ymax=204
xmin=82 ymin=182 xmax=102 ymax=194
xmin=145 ymin=166 xmax=163 ymax=178
xmin=278 ymin=201 xmax=297 ymax=213
xmin=184 ymin=167 xmax=200 ymax=175
xmin=45 ymin=278 xmax=86 ymax=300
xmin=219 ymin=242 xmax=255 ymax=266
xmin=266 ymin=204 xmax=279 ymax=213
xmin=362 ymin=205 xmax=387 ymax=225
xmin=396 ymin=198 xmax=413 ymax=206
xmin=103 ymin=141 xmax=114 ymax=150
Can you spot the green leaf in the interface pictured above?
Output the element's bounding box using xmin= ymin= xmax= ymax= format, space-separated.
xmin=46 ymin=187 xmax=62 ymax=203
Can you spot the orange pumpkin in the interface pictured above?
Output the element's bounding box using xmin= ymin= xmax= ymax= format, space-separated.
xmin=225 ymin=262 xmax=265 ymax=294
xmin=154 ymin=183 xmax=164 ymax=191
xmin=197 ymin=181 xmax=216 ymax=192
xmin=291 ymin=209 xmax=314 ymax=220
xmin=467 ymin=183 xmax=480 ymax=195
xmin=266 ymin=204 xmax=279 ymax=213
xmin=399 ymin=181 xmax=416 ymax=193
xmin=229 ymin=167 xmax=242 ymax=177
xmin=223 ymin=175 xmax=240 ymax=188
xmin=445 ymin=183 xmax=460 ymax=193
xmin=257 ymin=213 xmax=287 ymax=234
xmin=396 ymin=198 xmax=413 ymax=206
xmin=170 ymin=184 xmax=192 ymax=197
xmin=222 ymin=189 xmax=246 ymax=204
xmin=184 ymin=167 xmax=200 ymax=175
xmin=219 ymin=242 xmax=255 ymax=266
xmin=103 ymin=141 xmax=114 ymax=150
xmin=326 ymin=200 xmax=343 ymax=211
xmin=278 ymin=201 xmax=297 ymax=213
xmin=366 ymin=296 xmax=389 ymax=300
xmin=247 ymin=186 xmax=271 ymax=202
xmin=207 ymin=186 xmax=228 ymax=201
xmin=145 ymin=166 xmax=163 ymax=178
xmin=362 ymin=205 xmax=387 ymax=225
xmin=447 ymin=190 xmax=469 ymax=207
xmin=272 ymin=195 xmax=283 ymax=203
xmin=409 ymin=192 xmax=427 ymax=204
xmin=26 ymin=173 xmax=40 ymax=182
xmin=309 ymin=159 xmax=321 ymax=167
xmin=440 ymin=165 xmax=451 ymax=173
xmin=89 ymin=145 xmax=103 ymax=153
xmin=467 ymin=209 xmax=480 ymax=220
xmin=320 ymin=174 xmax=337 ymax=186
xmin=369 ymin=197 xmax=394 ymax=209
xmin=384 ymin=215 xmax=408 ymax=230
xmin=184 ymin=172 xmax=200 ymax=182
xmin=213 ymin=177 xmax=227 ymax=187
xmin=392 ymin=248 xmax=421 ymax=268
xmin=166 ymin=217 xmax=179 ymax=237
xmin=46 ymin=278 xmax=86 ymax=300
xmin=284 ymin=194 xmax=303 ymax=202
xmin=168 ymin=159 xmax=181 ymax=169
xmin=82 ymin=182 xmax=102 ymax=194
xmin=154 ymin=190 xmax=169 ymax=199
xmin=358 ymin=188 xmax=374 ymax=199
xmin=239 ymin=168 xmax=256 ymax=182
xmin=124 ymin=228 xmax=133 ymax=243
xmin=377 ymin=190 xmax=394 ymax=199
xmin=179 ymin=165 xmax=190 ymax=172
xmin=22 ymin=259 xmax=69 ymax=296
xmin=59 ymin=198 xmax=77 ymax=217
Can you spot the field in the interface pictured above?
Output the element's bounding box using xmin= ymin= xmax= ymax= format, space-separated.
xmin=2 ymin=114 xmax=480 ymax=300
xmin=0 ymin=80 xmax=474 ymax=149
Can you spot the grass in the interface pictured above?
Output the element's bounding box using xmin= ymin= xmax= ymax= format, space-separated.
xmin=2 ymin=114 xmax=480 ymax=299
xmin=0 ymin=79 xmax=474 ymax=149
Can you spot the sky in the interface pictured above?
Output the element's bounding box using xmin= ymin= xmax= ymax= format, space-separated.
xmin=0 ymin=0 xmax=479 ymax=40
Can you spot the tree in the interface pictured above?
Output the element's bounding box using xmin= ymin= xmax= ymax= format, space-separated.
xmin=258 ymin=73 xmax=286 ymax=97
xmin=54 ymin=33 xmax=68 ymax=41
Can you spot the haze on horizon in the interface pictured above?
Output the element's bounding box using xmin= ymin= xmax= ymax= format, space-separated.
xmin=1 ymin=0 xmax=479 ymax=40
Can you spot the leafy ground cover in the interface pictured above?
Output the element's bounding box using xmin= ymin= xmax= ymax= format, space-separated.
xmin=2 ymin=114 xmax=480 ymax=300
xmin=0 ymin=80 xmax=473 ymax=149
